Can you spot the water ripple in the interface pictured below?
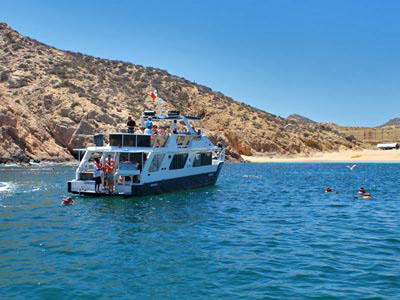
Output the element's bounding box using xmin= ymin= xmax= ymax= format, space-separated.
xmin=1 ymin=163 xmax=400 ymax=299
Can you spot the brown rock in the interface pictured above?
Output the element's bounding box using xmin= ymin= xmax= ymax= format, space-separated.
xmin=0 ymin=23 xmax=368 ymax=163
xmin=75 ymin=120 xmax=94 ymax=135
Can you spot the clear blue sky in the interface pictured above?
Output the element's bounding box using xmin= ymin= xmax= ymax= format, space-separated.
xmin=2 ymin=0 xmax=399 ymax=126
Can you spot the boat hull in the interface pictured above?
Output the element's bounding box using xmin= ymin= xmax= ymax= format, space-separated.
xmin=132 ymin=162 xmax=223 ymax=196
xmin=68 ymin=163 xmax=223 ymax=197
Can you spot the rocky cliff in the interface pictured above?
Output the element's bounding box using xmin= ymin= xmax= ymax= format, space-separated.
xmin=0 ymin=23 xmax=363 ymax=163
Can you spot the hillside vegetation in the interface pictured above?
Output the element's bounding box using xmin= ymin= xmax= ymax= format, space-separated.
xmin=0 ymin=23 xmax=363 ymax=163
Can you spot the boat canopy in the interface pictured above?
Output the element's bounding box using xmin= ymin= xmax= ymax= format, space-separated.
xmin=141 ymin=115 xmax=201 ymax=121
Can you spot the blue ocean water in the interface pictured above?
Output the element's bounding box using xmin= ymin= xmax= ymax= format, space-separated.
xmin=0 ymin=163 xmax=399 ymax=299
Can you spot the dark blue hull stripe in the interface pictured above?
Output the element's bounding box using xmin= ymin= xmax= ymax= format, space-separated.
xmin=132 ymin=163 xmax=223 ymax=196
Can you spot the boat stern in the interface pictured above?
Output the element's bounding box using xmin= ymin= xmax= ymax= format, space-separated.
xmin=68 ymin=179 xmax=96 ymax=195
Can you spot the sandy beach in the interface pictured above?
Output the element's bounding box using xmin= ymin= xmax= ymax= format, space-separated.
xmin=242 ymin=149 xmax=400 ymax=163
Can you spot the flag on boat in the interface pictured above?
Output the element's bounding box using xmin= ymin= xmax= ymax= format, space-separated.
xmin=151 ymin=88 xmax=158 ymax=100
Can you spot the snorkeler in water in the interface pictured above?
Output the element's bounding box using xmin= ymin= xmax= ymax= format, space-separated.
xmin=61 ymin=197 xmax=74 ymax=206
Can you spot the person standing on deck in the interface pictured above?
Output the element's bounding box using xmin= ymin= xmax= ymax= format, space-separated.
xmin=145 ymin=117 xmax=153 ymax=128
xmin=93 ymin=158 xmax=102 ymax=193
xmin=144 ymin=117 xmax=153 ymax=135
xmin=104 ymin=154 xmax=115 ymax=193
xmin=127 ymin=116 xmax=136 ymax=133
xmin=171 ymin=120 xmax=178 ymax=134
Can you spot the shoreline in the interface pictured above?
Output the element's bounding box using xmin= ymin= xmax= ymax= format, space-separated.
xmin=0 ymin=161 xmax=78 ymax=167
xmin=241 ymin=149 xmax=400 ymax=163
xmin=1 ymin=149 xmax=400 ymax=166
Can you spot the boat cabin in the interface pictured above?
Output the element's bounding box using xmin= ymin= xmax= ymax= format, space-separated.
xmin=69 ymin=110 xmax=225 ymax=196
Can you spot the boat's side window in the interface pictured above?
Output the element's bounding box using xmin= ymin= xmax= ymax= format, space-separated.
xmin=137 ymin=135 xmax=151 ymax=147
xmin=124 ymin=135 xmax=136 ymax=147
xmin=193 ymin=152 xmax=212 ymax=167
xmin=110 ymin=134 xmax=122 ymax=147
xmin=149 ymin=154 xmax=165 ymax=172
xmin=169 ymin=154 xmax=188 ymax=170
xmin=85 ymin=152 xmax=103 ymax=170
xmin=119 ymin=153 xmax=132 ymax=170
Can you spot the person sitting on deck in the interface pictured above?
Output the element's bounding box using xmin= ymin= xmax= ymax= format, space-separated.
xmin=152 ymin=125 xmax=158 ymax=135
xmin=144 ymin=126 xmax=153 ymax=135
xmin=127 ymin=116 xmax=136 ymax=134
xmin=93 ymin=157 xmax=102 ymax=193
xmin=104 ymin=154 xmax=115 ymax=193
xmin=158 ymin=126 xmax=165 ymax=135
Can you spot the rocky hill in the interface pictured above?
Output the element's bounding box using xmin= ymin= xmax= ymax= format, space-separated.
xmin=377 ymin=118 xmax=400 ymax=128
xmin=0 ymin=23 xmax=364 ymax=163
xmin=287 ymin=114 xmax=317 ymax=124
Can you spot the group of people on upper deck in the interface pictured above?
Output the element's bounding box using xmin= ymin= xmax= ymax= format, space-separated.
xmin=127 ymin=116 xmax=180 ymax=135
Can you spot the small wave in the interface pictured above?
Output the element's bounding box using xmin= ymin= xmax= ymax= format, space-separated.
xmin=1 ymin=163 xmax=20 ymax=168
xmin=1 ymin=161 xmax=78 ymax=168
xmin=0 ymin=182 xmax=14 ymax=192
xmin=242 ymin=175 xmax=262 ymax=179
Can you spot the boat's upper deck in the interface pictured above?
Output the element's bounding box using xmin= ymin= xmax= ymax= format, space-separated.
xmin=87 ymin=132 xmax=214 ymax=153
xmin=84 ymin=111 xmax=216 ymax=152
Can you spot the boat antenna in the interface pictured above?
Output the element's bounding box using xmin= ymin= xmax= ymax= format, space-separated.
xmin=158 ymin=95 xmax=163 ymax=116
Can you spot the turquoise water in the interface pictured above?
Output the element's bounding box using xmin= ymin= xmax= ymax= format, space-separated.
xmin=0 ymin=163 xmax=399 ymax=299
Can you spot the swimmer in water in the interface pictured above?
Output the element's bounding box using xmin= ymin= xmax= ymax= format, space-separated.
xmin=363 ymin=193 xmax=372 ymax=199
xmin=358 ymin=187 xmax=365 ymax=194
xmin=61 ymin=197 xmax=74 ymax=206
xmin=325 ymin=187 xmax=332 ymax=193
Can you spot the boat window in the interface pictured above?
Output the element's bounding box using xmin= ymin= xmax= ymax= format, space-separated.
xmin=119 ymin=153 xmax=135 ymax=170
xmin=88 ymin=152 xmax=103 ymax=162
xmin=149 ymin=154 xmax=165 ymax=172
xmin=81 ymin=152 xmax=103 ymax=171
xmin=110 ymin=134 xmax=122 ymax=146
xmin=119 ymin=153 xmax=129 ymax=162
xmin=176 ymin=135 xmax=191 ymax=147
xmin=176 ymin=136 xmax=185 ymax=146
xmin=169 ymin=154 xmax=188 ymax=170
xmin=124 ymin=135 xmax=136 ymax=147
xmin=193 ymin=152 xmax=212 ymax=167
xmin=153 ymin=135 xmax=168 ymax=147
xmin=137 ymin=135 xmax=151 ymax=147
xmin=192 ymin=135 xmax=202 ymax=141
xmin=123 ymin=152 xmax=143 ymax=171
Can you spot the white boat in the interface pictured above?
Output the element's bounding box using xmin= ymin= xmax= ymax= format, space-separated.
xmin=67 ymin=110 xmax=225 ymax=196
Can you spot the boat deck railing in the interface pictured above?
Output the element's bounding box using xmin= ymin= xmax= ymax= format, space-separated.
xmin=108 ymin=133 xmax=203 ymax=149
